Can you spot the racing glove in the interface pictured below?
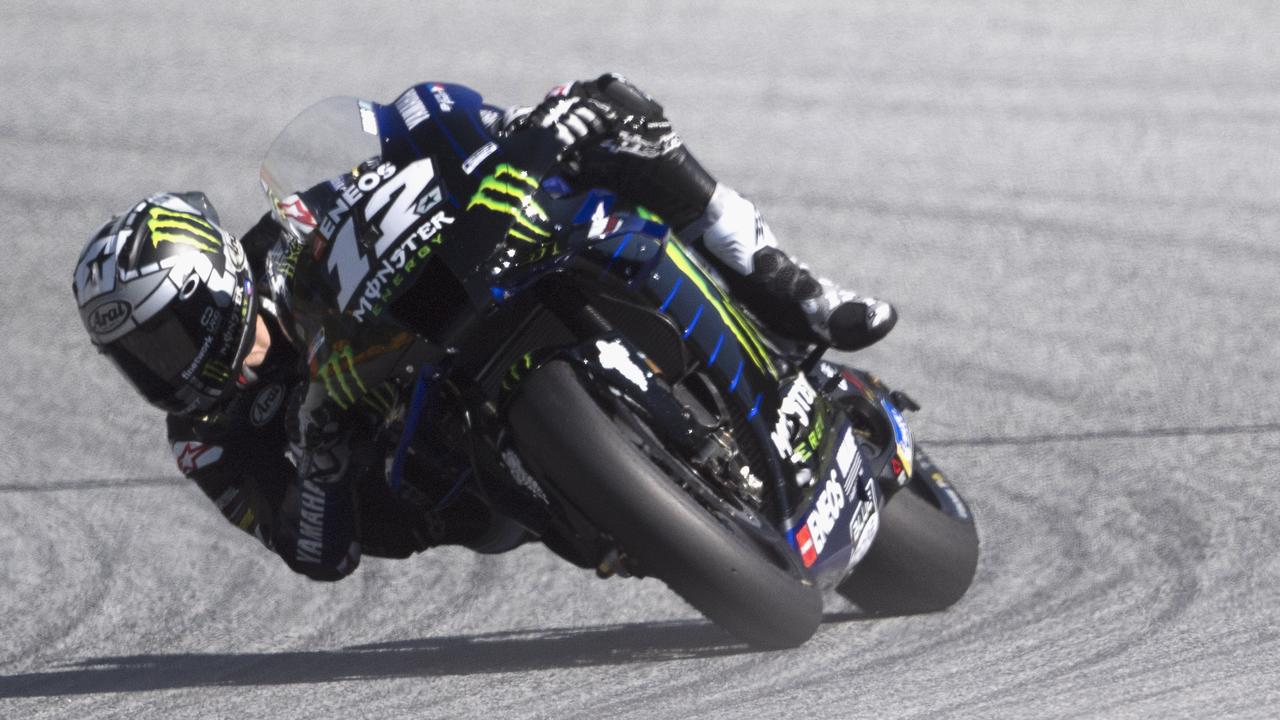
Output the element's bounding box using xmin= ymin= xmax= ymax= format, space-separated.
xmin=508 ymin=95 xmax=618 ymax=164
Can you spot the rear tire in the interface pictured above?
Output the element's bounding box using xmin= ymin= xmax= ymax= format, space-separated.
xmin=508 ymin=360 xmax=822 ymax=648
xmin=836 ymin=458 xmax=979 ymax=616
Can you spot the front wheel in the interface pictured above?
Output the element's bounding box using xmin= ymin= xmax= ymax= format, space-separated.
xmin=508 ymin=360 xmax=822 ymax=648
xmin=836 ymin=447 xmax=979 ymax=616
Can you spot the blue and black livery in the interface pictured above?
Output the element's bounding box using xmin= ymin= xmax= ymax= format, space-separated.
xmin=266 ymin=81 xmax=976 ymax=637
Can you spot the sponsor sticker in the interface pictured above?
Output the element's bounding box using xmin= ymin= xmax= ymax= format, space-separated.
xmin=172 ymin=442 xmax=223 ymax=475
xmin=295 ymin=478 xmax=328 ymax=563
xmin=802 ymin=477 xmax=845 ymax=562
xmin=462 ymin=141 xmax=499 ymax=175
xmin=595 ymin=339 xmax=649 ymax=390
xmin=146 ymin=206 xmax=222 ymax=254
xmin=881 ymin=397 xmax=914 ymax=478
xmin=847 ymin=477 xmax=879 ymax=567
xmin=414 ymin=186 xmax=444 ymax=216
xmin=250 ymin=383 xmax=285 ymax=426
xmin=88 ymin=300 xmax=131 ymax=335
xmin=795 ymin=524 xmax=818 ymax=568
xmin=835 ymin=429 xmax=857 ymax=479
xmin=349 ymin=210 xmax=454 ymax=322
xmin=586 ymin=201 xmax=621 ymax=239
xmin=501 ymin=448 xmax=549 ymax=504
xmin=277 ymin=194 xmax=317 ymax=232
xmin=430 ymin=84 xmax=454 ymax=112
xmin=358 ymin=99 xmax=378 ymax=135
xmin=394 ymin=88 xmax=430 ymax=130
xmin=771 ymin=375 xmax=817 ymax=461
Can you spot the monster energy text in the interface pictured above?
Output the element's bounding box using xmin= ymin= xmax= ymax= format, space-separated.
xmin=350 ymin=210 xmax=454 ymax=321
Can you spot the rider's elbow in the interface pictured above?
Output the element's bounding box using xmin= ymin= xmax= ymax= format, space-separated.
xmin=277 ymin=541 xmax=361 ymax=582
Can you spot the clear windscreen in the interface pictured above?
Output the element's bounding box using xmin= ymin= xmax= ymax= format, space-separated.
xmin=259 ymin=96 xmax=383 ymax=238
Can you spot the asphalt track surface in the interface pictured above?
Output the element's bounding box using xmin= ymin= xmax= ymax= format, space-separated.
xmin=2 ymin=2 xmax=1278 ymax=717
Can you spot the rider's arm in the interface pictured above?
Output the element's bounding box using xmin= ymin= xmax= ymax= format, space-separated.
xmin=166 ymin=414 xmax=287 ymax=550
xmin=269 ymin=317 xmax=439 ymax=581
xmin=508 ymin=74 xmax=718 ymax=233
xmin=239 ymin=211 xmax=288 ymax=281
xmin=269 ymin=383 xmax=367 ymax=582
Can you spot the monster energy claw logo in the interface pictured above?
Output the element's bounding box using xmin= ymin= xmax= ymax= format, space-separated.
xmin=467 ymin=164 xmax=551 ymax=242
xmin=316 ymin=345 xmax=367 ymax=410
xmin=147 ymin=207 xmax=222 ymax=253
xmin=201 ymin=360 xmax=231 ymax=383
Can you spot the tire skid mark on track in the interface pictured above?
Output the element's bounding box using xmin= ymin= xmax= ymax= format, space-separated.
xmin=927 ymin=456 xmax=1211 ymax=717
xmin=784 ymin=476 xmax=1097 ymax=719
xmin=929 ymin=423 xmax=1280 ymax=448
xmin=1 ymin=494 xmax=115 ymax=677
xmin=0 ymin=478 xmax=179 ymax=493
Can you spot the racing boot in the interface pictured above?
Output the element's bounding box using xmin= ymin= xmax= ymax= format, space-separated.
xmin=684 ymin=185 xmax=897 ymax=352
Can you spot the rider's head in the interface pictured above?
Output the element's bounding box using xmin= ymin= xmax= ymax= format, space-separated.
xmin=72 ymin=192 xmax=258 ymax=416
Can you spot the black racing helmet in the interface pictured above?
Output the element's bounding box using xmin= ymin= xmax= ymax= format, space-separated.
xmin=72 ymin=192 xmax=259 ymax=416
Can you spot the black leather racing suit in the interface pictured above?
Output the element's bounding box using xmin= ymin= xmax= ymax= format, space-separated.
xmin=171 ymin=74 xmax=773 ymax=582
xmin=166 ymin=231 xmax=496 ymax=579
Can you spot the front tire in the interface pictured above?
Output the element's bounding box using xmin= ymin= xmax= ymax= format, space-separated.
xmin=836 ymin=449 xmax=979 ymax=616
xmin=508 ymin=360 xmax=822 ymax=648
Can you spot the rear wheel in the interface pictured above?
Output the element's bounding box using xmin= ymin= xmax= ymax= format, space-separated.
xmin=836 ymin=448 xmax=979 ymax=616
xmin=508 ymin=360 xmax=822 ymax=648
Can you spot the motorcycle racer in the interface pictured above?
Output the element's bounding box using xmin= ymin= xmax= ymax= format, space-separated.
xmin=71 ymin=75 xmax=897 ymax=582
xmin=73 ymin=192 xmax=512 ymax=577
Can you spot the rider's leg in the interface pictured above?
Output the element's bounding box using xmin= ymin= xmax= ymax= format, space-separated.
xmin=573 ymin=73 xmax=897 ymax=351
xmin=678 ymin=183 xmax=897 ymax=352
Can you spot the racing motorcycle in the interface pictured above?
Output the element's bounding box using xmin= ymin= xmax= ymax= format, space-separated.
xmin=259 ymin=83 xmax=979 ymax=648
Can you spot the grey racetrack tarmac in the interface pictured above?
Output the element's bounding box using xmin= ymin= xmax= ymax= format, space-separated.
xmin=2 ymin=2 xmax=1278 ymax=717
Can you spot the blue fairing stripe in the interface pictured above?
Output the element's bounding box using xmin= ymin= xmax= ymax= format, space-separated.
xmin=390 ymin=369 xmax=433 ymax=491
xmin=683 ymin=303 xmax=705 ymax=339
xmin=728 ymin=359 xmax=744 ymax=392
xmin=659 ymin=276 xmax=683 ymax=312
xmin=602 ymin=233 xmax=634 ymax=275
xmin=707 ymin=332 xmax=726 ymax=366
xmin=610 ymin=233 xmax=634 ymax=260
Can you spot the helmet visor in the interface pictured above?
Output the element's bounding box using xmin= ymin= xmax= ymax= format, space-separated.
xmin=103 ymin=311 xmax=206 ymax=407
xmin=101 ymin=282 xmax=258 ymax=416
